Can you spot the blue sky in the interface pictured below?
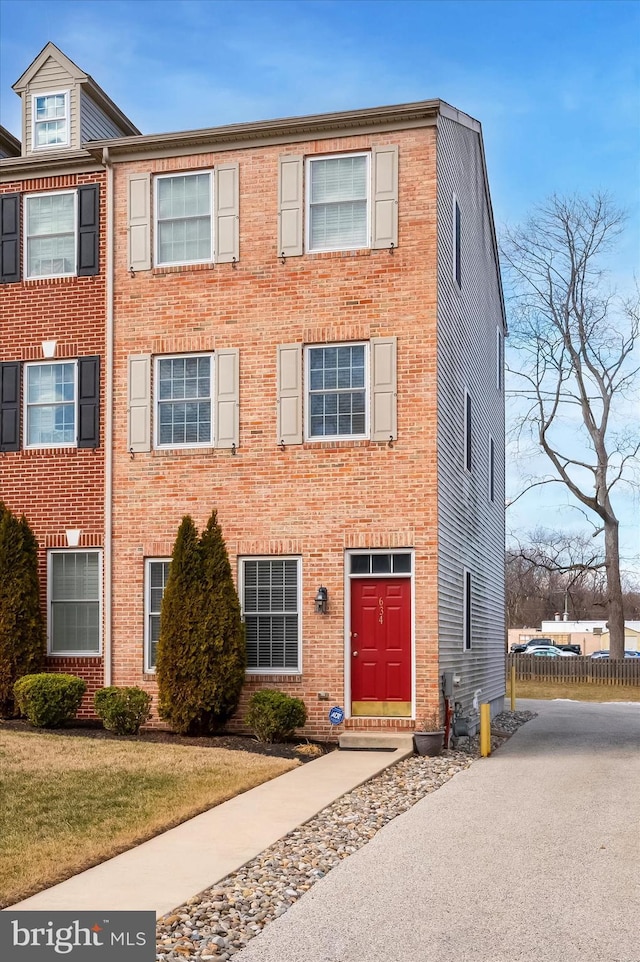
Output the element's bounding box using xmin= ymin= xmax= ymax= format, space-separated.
xmin=1 ymin=0 xmax=638 ymax=574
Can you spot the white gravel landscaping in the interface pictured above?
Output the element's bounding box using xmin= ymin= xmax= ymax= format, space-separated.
xmin=156 ymin=710 xmax=535 ymax=961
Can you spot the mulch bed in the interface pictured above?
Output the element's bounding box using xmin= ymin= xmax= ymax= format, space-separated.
xmin=0 ymin=717 xmax=331 ymax=763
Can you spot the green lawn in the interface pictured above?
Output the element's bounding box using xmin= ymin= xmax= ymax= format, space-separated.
xmin=0 ymin=728 xmax=298 ymax=908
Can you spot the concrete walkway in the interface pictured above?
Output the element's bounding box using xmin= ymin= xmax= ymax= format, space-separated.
xmin=9 ymin=744 xmax=411 ymax=918
xmin=236 ymin=699 xmax=640 ymax=962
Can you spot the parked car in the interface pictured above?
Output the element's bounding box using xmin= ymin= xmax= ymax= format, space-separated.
xmin=590 ymin=650 xmax=640 ymax=659
xmin=528 ymin=645 xmax=577 ymax=657
xmin=510 ymin=637 xmax=555 ymax=653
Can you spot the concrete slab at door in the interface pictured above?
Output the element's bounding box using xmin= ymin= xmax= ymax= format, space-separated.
xmin=350 ymin=578 xmax=411 ymax=716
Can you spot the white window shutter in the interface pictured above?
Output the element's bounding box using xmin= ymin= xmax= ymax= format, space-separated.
xmin=215 ymin=163 xmax=239 ymax=263
xmin=128 ymin=354 xmax=151 ymax=452
xmin=370 ymin=336 xmax=397 ymax=441
xmin=278 ymin=156 xmax=303 ymax=257
xmin=215 ymin=348 xmax=239 ymax=448
xmin=277 ymin=344 xmax=303 ymax=445
xmin=128 ymin=173 xmax=151 ymax=271
xmin=371 ymin=146 xmax=398 ymax=250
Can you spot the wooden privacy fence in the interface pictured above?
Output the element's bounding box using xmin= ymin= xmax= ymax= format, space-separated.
xmin=508 ymin=654 xmax=640 ymax=685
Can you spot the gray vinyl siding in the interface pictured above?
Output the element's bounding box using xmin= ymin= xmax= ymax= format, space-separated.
xmin=436 ymin=115 xmax=506 ymax=717
xmin=24 ymin=57 xmax=79 ymax=153
xmin=81 ymin=90 xmax=128 ymax=142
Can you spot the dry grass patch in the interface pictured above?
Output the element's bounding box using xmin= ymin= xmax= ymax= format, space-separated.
xmin=511 ymin=680 xmax=640 ymax=703
xmin=0 ymin=729 xmax=298 ymax=908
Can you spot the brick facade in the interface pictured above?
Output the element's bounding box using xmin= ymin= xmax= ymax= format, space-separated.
xmin=0 ymin=170 xmax=106 ymax=717
xmin=109 ymin=129 xmax=441 ymax=738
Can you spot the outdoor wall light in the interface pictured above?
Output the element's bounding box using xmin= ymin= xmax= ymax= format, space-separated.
xmin=315 ymin=586 xmax=328 ymax=614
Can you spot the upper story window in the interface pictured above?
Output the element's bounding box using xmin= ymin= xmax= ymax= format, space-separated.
xmin=453 ymin=194 xmax=461 ymax=288
xmin=307 ymin=343 xmax=367 ymax=440
xmin=307 ymin=153 xmax=369 ymax=252
xmin=281 ymin=145 xmax=398 ymax=258
xmin=25 ymin=361 xmax=76 ymax=447
xmin=48 ymin=550 xmax=101 ymax=655
xmin=155 ymin=354 xmax=212 ymax=448
xmin=496 ymin=327 xmax=504 ymax=391
xmin=155 ymin=172 xmax=213 ymax=266
xmin=26 ymin=191 xmax=76 ymax=278
xmin=33 ymin=91 xmax=70 ymax=149
xmin=276 ymin=337 xmax=397 ymax=446
xmin=464 ymin=389 xmax=472 ymax=472
xmin=0 ymin=357 xmax=99 ymax=452
xmin=17 ymin=186 xmax=100 ymax=282
xmin=127 ymin=349 xmax=238 ymax=453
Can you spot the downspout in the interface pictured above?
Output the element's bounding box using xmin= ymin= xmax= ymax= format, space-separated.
xmin=102 ymin=146 xmax=114 ymax=686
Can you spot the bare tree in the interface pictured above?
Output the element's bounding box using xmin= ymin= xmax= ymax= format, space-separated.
xmin=502 ymin=194 xmax=640 ymax=658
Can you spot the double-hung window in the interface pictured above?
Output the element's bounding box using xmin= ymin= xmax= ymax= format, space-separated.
xmin=155 ymin=354 xmax=212 ymax=447
xmin=33 ymin=92 xmax=69 ymax=149
xmin=21 ymin=186 xmax=99 ymax=280
xmin=307 ymin=343 xmax=367 ymax=440
xmin=155 ymin=172 xmax=213 ymax=266
xmin=241 ymin=558 xmax=301 ymax=673
xmin=25 ymin=191 xmax=76 ymax=278
xmin=20 ymin=357 xmax=99 ymax=449
xmin=25 ymin=360 xmax=76 ymax=447
xmin=48 ymin=550 xmax=101 ymax=655
xmin=307 ymin=153 xmax=369 ymax=252
xmin=144 ymin=559 xmax=170 ymax=671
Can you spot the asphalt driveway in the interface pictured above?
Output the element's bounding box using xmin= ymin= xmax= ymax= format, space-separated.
xmin=237 ymin=699 xmax=640 ymax=962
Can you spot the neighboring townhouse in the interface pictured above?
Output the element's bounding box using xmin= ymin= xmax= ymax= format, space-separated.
xmin=1 ymin=44 xmax=506 ymax=739
xmin=87 ymin=97 xmax=506 ymax=738
xmin=0 ymin=44 xmax=139 ymax=716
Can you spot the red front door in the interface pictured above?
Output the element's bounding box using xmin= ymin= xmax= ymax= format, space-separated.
xmin=350 ymin=578 xmax=411 ymax=716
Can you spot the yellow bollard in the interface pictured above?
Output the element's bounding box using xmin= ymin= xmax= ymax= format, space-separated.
xmin=510 ymin=664 xmax=516 ymax=712
xmin=480 ymin=703 xmax=491 ymax=757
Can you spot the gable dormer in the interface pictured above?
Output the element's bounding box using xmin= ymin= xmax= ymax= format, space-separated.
xmin=12 ymin=42 xmax=139 ymax=156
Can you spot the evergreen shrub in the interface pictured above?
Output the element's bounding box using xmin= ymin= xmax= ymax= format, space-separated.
xmin=0 ymin=504 xmax=44 ymax=716
xmin=156 ymin=511 xmax=246 ymax=735
xmin=14 ymin=673 xmax=86 ymax=728
xmin=245 ymin=689 xmax=307 ymax=743
xmin=94 ymin=686 xmax=152 ymax=734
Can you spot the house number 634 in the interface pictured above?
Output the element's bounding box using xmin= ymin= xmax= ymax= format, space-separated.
xmin=378 ymin=597 xmax=384 ymax=624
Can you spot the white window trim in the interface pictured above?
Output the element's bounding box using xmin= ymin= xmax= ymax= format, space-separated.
xmin=344 ymin=549 xmax=416 ymax=721
xmin=144 ymin=557 xmax=171 ymax=673
xmin=496 ymin=327 xmax=503 ymax=391
xmin=304 ymin=341 xmax=370 ymax=442
xmin=23 ymin=359 xmax=78 ymax=449
xmin=24 ymin=189 xmax=77 ymax=280
xmin=32 ymin=90 xmax=70 ymax=150
xmin=464 ymin=388 xmax=472 ymax=473
xmin=347 ymin=549 xmax=413 ymax=578
xmin=453 ymin=192 xmax=461 ymax=289
xmin=463 ymin=567 xmax=472 ymax=651
xmin=153 ymin=353 xmax=214 ymax=449
xmin=47 ymin=548 xmax=102 ymax=656
xmin=305 ymin=152 xmax=371 ymax=254
xmin=239 ymin=555 xmax=302 ymax=675
xmin=154 ymin=170 xmax=214 ymax=268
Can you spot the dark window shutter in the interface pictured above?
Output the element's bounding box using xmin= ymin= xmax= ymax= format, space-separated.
xmin=77 ymin=356 xmax=100 ymax=448
xmin=77 ymin=185 xmax=100 ymax=277
xmin=0 ymin=362 xmax=21 ymax=451
xmin=0 ymin=193 xmax=20 ymax=284
xmin=455 ymin=199 xmax=461 ymax=287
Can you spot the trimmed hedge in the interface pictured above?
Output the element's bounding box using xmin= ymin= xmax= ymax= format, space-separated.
xmin=94 ymin=687 xmax=152 ymax=735
xmin=13 ymin=673 xmax=86 ymax=728
xmin=245 ymin=689 xmax=307 ymax=743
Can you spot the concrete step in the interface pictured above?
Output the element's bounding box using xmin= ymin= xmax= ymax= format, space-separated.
xmin=339 ymin=732 xmax=415 ymax=753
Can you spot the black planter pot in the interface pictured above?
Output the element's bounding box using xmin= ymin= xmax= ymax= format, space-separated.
xmin=413 ymin=730 xmax=444 ymax=757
